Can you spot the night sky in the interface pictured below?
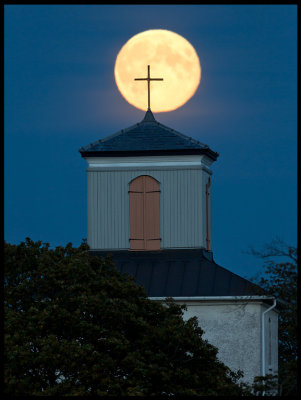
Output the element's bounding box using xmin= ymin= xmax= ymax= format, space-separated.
xmin=4 ymin=5 xmax=297 ymax=280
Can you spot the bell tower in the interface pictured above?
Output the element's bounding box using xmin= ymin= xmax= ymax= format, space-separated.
xmin=79 ymin=108 xmax=218 ymax=254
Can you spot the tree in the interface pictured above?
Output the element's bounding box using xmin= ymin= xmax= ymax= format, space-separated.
xmin=247 ymin=238 xmax=297 ymax=396
xmin=4 ymin=238 xmax=250 ymax=396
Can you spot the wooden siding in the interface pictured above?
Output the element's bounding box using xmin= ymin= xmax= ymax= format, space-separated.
xmin=87 ymin=167 xmax=212 ymax=250
xmin=129 ymin=176 xmax=144 ymax=250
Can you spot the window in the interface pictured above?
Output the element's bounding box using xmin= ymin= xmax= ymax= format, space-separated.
xmin=129 ymin=175 xmax=160 ymax=251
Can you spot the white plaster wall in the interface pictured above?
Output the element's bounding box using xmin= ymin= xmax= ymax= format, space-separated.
xmin=176 ymin=301 xmax=265 ymax=385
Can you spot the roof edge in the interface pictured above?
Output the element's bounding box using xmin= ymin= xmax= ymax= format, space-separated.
xmin=80 ymin=148 xmax=219 ymax=161
xmin=78 ymin=121 xmax=141 ymax=152
xmin=148 ymin=296 xmax=276 ymax=301
xmin=149 ymin=296 xmax=282 ymax=309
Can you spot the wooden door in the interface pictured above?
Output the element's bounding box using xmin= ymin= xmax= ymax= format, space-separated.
xmin=129 ymin=175 xmax=160 ymax=250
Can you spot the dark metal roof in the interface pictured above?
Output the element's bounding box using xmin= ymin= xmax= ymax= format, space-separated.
xmin=90 ymin=249 xmax=260 ymax=297
xmin=79 ymin=110 xmax=219 ymax=161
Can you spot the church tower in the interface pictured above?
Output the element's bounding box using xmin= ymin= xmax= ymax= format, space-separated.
xmin=78 ymin=66 xmax=278 ymax=386
xmin=79 ymin=106 xmax=278 ymax=385
xmin=79 ymin=109 xmax=218 ymax=254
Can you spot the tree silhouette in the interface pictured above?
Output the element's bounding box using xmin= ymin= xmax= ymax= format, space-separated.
xmin=248 ymin=238 xmax=297 ymax=396
xmin=4 ymin=238 xmax=249 ymax=396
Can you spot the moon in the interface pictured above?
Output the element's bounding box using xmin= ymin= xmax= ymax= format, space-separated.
xmin=114 ymin=29 xmax=201 ymax=113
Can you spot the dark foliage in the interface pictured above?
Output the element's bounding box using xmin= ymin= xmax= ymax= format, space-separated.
xmin=248 ymin=238 xmax=297 ymax=396
xmin=4 ymin=238 xmax=250 ymax=396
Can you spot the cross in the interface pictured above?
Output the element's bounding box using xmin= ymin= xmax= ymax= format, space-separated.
xmin=134 ymin=65 xmax=163 ymax=111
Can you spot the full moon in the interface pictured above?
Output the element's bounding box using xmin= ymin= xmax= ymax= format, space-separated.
xmin=114 ymin=29 xmax=201 ymax=113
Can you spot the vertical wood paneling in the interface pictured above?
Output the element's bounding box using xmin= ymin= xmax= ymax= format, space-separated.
xmin=129 ymin=177 xmax=144 ymax=250
xmin=189 ymin=169 xmax=193 ymax=245
xmin=209 ymin=175 xmax=212 ymax=251
xmin=95 ymin=172 xmax=98 ymax=249
xmin=202 ymin=173 xmax=207 ymax=249
xmin=196 ymin=170 xmax=201 ymax=246
xmin=118 ymin=173 xmax=122 ymax=247
xmin=130 ymin=193 xmax=144 ymax=234
xmin=129 ymin=175 xmax=160 ymax=250
xmin=174 ymin=171 xmax=178 ymax=245
xmin=87 ymin=167 xmax=210 ymax=250
xmin=87 ymin=172 xmax=91 ymax=247
xmin=98 ymin=172 xmax=101 ymax=248
xmin=161 ymin=170 xmax=168 ymax=247
xmin=145 ymin=192 xmax=160 ymax=238
xmin=91 ymin=172 xmax=94 ymax=249
xmin=191 ymin=170 xmax=197 ymax=245
xmin=145 ymin=190 xmax=160 ymax=250
xmin=182 ymin=170 xmax=185 ymax=244
xmin=108 ymin=173 xmax=112 ymax=247
xmin=90 ymin=172 xmax=96 ymax=249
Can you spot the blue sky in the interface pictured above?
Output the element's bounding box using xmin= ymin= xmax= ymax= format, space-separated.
xmin=4 ymin=5 xmax=297 ymax=279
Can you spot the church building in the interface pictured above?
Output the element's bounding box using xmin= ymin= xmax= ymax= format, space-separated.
xmin=79 ymin=106 xmax=278 ymax=385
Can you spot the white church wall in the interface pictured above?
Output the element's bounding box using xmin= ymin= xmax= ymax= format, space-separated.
xmin=175 ymin=300 xmax=278 ymax=385
xmin=86 ymin=163 xmax=212 ymax=251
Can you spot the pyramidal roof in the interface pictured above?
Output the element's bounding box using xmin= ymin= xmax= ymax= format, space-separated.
xmin=79 ymin=110 xmax=219 ymax=160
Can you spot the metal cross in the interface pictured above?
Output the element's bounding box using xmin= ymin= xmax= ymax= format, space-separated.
xmin=134 ymin=65 xmax=163 ymax=111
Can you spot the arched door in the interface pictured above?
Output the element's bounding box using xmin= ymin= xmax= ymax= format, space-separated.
xmin=129 ymin=175 xmax=160 ymax=250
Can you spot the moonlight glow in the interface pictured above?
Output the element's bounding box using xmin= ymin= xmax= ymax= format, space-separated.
xmin=114 ymin=29 xmax=201 ymax=112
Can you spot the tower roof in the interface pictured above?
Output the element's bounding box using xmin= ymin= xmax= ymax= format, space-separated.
xmin=79 ymin=110 xmax=219 ymax=160
xmin=90 ymin=249 xmax=260 ymax=298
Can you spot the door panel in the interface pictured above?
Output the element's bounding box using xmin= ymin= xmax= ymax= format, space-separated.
xmin=129 ymin=175 xmax=160 ymax=251
xmin=130 ymin=192 xmax=144 ymax=244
